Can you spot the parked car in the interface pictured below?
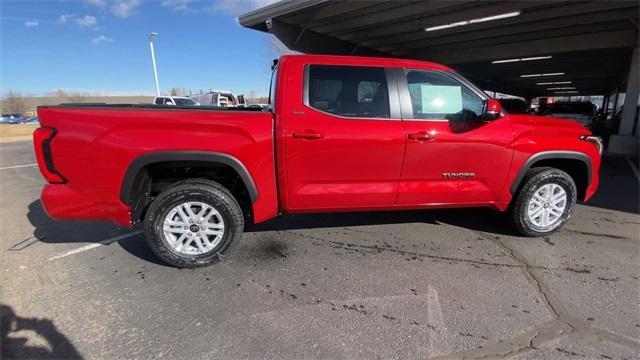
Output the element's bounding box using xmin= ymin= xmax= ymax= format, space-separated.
xmin=34 ymin=54 xmax=602 ymax=268
xmin=153 ymin=96 xmax=199 ymax=106
xmin=498 ymin=98 xmax=530 ymax=114
xmin=247 ymin=104 xmax=270 ymax=110
xmin=0 ymin=113 xmax=25 ymax=124
xmin=543 ymin=101 xmax=596 ymax=125
xmin=22 ymin=116 xmax=39 ymax=125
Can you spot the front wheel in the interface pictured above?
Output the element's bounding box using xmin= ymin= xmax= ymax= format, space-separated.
xmin=509 ymin=167 xmax=577 ymax=237
xmin=144 ymin=179 xmax=244 ymax=267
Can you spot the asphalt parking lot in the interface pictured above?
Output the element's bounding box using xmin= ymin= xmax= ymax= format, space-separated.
xmin=1 ymin=139 xmax=639 ymax=360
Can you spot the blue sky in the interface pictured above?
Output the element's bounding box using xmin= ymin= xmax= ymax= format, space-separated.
xmin=1 ymin=0 xmax=281 ymax=96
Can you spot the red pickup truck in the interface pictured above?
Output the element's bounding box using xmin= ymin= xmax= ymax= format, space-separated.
xmin=34 ymin=55 xmax=602 ymax=267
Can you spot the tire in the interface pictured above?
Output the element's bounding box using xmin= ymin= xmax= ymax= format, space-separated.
xmin=144 ymin=179 xmax=244 ymax=268
xmin=509 ymin=167 xmax=577 ymax=237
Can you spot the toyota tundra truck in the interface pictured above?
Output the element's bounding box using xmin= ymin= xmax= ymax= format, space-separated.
xmin=34 ymin=55 xmax=602 ymax=267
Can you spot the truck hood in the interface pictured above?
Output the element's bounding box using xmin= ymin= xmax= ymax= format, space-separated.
xmin=508 ymin=114 xmax=589 ymax=132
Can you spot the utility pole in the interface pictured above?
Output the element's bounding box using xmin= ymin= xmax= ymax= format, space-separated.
xmin=148 ymin=32 xmax=160 ymax=97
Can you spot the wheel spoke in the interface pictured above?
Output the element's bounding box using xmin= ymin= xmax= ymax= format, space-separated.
xmin=183 ymin=203 xmax=197 ymax=218
xmin=201 ymin=234 xmax=213 ymax=247
xmin=195 ymin=203 xmax=208 ymax=219
xmin=203 ymin=229 xmax=224 ymax=236
xmin=164 ymin=227 xmax=187 ymax=234
xmin=549 ymin=209 xmax=562 ymax=218
xmin=173 ymin=233 xmax=188 ymax=252
xmin=194 ymin=237 xmax=206 ymax=253
xmin=552 ymin=194 xmax=566 ymax=204
xmin=203 ymin=209 xmax=219 ymax=223
xmin=530 ymin=207 xmax=544 ymax=219
xmin=176 ymin=207 xmax=189 ymax=222
xmin=165 ymin=219 xmax=185 ymax=226
xmin=541 ymin=210 xmax=550 ymax=226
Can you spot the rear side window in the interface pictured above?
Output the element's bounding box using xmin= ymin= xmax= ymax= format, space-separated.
xmin=307 ymin=65 xmax=390 ymax=119
xmin=154 ymin=97 xmax=164 ymax=105
xmin=404 ymin=70 xmax=483 ymax=121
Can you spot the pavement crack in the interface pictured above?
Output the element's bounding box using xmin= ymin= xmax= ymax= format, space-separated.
xmin=292 ymin=231 xmax=601 ymax=277
xmin=293 ymin=231 xmax=542 ymax=271
xmin=562 ymin=229 xmax=631 ymax=240
xmin=485 ymin=235 xmax=567 ymax=322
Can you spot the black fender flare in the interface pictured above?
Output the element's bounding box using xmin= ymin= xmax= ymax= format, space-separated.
xmin=120 ymin=151 xmax=259 ymax=205
xmin=509 ymin=151 xmax=592 ymax=195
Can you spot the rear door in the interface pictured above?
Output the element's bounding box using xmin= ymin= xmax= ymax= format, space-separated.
xmin=283 ymin=62 xmax=405 ymax=210
xmin=395 ymin=69 xmax=513 ymax=205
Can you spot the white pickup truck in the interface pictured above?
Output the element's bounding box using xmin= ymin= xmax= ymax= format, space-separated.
xmin=153 ymin=96 xmax=199 ymax=106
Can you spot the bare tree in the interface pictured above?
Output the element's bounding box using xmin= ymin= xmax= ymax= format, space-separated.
xmin=50 ymin=89 xmax=89 ymax=103
xmin=170 ymin=88 xmax=187 ymax=96
xmin=2 ymin=91 xmax=27 ymax=114
xmin=66 ymin=92 xmax=89 ymax=103
xmin=246 ymin=90 xmax=257 ymax=104
xmin=53 ymin=89 xmax=68 ymax=98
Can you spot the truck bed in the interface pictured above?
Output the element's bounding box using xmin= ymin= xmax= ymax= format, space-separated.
xmin=36 ymin=104 xmax=279 ymax=226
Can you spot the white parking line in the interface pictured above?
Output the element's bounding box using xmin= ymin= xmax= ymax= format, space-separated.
xmin=626 ymin=157 xmax=640 ymax=182
xmin=48 ymin=230 xmax=144 ymax=261
xmin=427 ymin=285 xmax=447 ymax=357
xmin=0 ymin=163 xmax=37 ymax=170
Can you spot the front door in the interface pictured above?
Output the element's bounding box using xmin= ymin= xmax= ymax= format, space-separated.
xmin=284 ymin=64 xmax=405 ymax=210
xmin=396 ymin=69 xmax=514 ymax=205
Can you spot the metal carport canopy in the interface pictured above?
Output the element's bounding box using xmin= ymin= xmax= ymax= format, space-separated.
xmin=240 ymin=0 xmax=639 ymax=99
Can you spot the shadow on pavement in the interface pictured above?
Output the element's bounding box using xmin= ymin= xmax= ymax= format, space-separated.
xmin=586 ymin=156 xmax=639 ymax=214
xmin=25 ymin=201 xmax=165 ymax=266
xmin=246 ymin=207 xmax=514 ymax=235
xmin=0 ymin=304 xmax=82 ymax=359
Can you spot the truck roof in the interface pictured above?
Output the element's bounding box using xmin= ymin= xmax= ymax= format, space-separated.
xmin=279 ymin=54 xmax=454 ymax=72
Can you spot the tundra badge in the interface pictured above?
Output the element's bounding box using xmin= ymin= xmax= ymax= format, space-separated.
xmin=442 ymin=172 xmax=475 ymax=178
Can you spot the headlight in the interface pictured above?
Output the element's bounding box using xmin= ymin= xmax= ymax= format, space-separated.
xmin=580 ymin=135 xmax=603 ymax=155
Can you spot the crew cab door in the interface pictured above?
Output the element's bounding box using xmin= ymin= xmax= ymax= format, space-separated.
xmin=283 ymin=62 xmax=404 ymax=210
xmin=395 ymin=69 xmax=513 ymax=205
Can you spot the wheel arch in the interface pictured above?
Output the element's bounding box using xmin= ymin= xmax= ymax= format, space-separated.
xmin=510 ymin=151 xmax=592 ymax=201
xmin=120 ymin=151 xmax=258 ymax=223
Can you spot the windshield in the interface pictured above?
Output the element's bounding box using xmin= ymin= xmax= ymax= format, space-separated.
xmin=173 ymin=98 xmax=196 ymax=106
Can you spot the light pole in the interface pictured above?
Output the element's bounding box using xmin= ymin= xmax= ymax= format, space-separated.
xmin=148 ymin=32 xmax=160 ymax=97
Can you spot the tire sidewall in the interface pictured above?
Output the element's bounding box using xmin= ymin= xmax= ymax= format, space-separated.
xmin=515 ymin=170 xmax=577 ymax=236
xmin=145 ymin=182 xmax=243 ymax=267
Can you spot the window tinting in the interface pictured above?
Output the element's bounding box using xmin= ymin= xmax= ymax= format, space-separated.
xmin=405 ymin=70 xmax=484 ymax=121
xmin=308 ymin=65 xmax=390 ymax=118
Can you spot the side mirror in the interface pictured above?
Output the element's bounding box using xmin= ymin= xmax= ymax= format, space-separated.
xmin=484 ymin=99 xmax=503 ymax=121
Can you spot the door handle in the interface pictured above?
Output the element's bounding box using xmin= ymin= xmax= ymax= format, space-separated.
xmin=408 ymin=131 xmax=435 ymax=141
xmin=292 ymin=130 xmax=323 ymax=140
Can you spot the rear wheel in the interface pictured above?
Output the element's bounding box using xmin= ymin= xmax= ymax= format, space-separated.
xmin=144 ymin=179 xmax=244 ymax=267
xmin=509 ymin=167 xmax=577 ymax=237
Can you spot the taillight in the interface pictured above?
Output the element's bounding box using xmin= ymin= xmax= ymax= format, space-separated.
xmin=33 ymin=127 xmax=66 ymax=184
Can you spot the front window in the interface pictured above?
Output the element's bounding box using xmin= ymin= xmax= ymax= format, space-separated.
xmin=307 ymin=65 xmax=390 ymax=118
xmin=404 ymin=70 xmax=483 ymax=121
